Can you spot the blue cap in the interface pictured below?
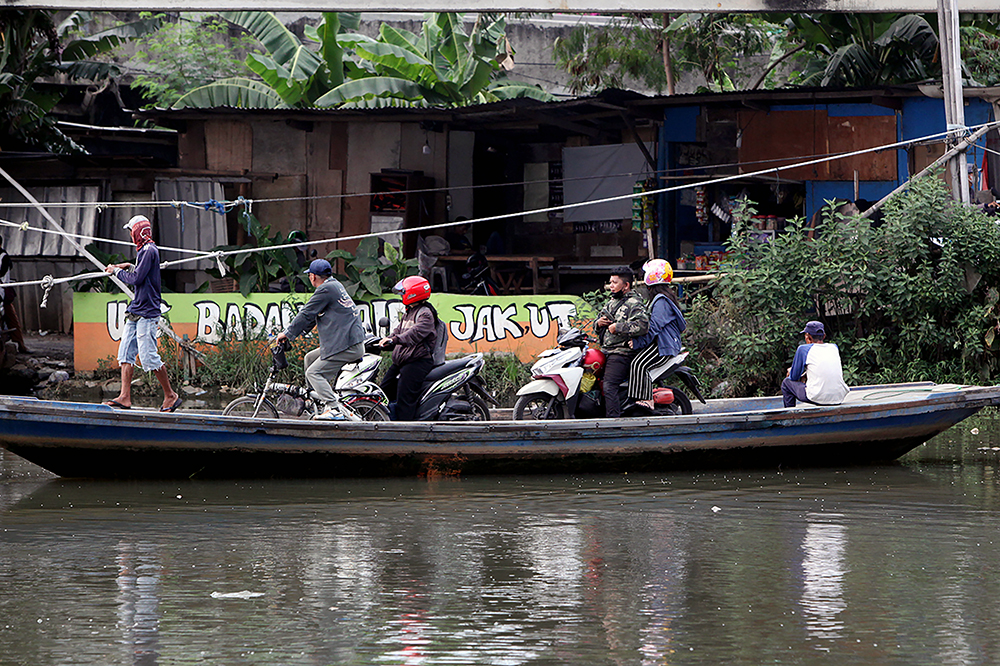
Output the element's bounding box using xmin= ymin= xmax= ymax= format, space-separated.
xmin=800 ymin=321 xmax=825 ymax=337
xmin=305 ymin=259 xmax=332 ymax=275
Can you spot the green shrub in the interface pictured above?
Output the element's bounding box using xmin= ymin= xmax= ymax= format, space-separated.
xmin=689 ymin=175 xmax=1000 ymax=397
xmin=204 ymin=211 xmax=302 ymax=296
xmin=478 ymin=352 xmax=534 ymax=407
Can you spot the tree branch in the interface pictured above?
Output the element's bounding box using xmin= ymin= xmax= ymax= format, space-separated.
xmin=750 ymin=43 xmax=806 ymax=90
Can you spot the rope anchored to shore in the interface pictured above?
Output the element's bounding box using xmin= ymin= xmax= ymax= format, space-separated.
xmin=1 ymin=121 xmax=998 ymax=298
xmin=38 ymin=275 xmax=54 ymax=309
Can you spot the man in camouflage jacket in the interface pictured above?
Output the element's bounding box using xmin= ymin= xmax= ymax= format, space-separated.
xmin=595 ymin=267 xmax=649 ymax=418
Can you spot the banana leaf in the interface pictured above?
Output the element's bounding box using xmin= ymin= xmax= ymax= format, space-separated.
xmin=353 ymin=41 xmax=435 ymax=82
xmin=219 ymin=11 xmax=319 ymax=71
xmin=457 ymin=58 xmax=497 ymax=100
xmin=173 ymin=78 xmax=287 ymax=109
xmin=313 ymin=76 xmax=425 ymax=107
xmin=433 ymin=13 xmax=470 ymax=70
xmin=487 ymin=82 xmax=553 ymax=101
xmin=317 ymin=13 xmax=344 ymax=88
xmin=377 ymin=24 xmax=423 ymax=55
xmin=57 ymin=60 xmax=120 ymax=81
xmin=246 ymin=53 xmax=308 ymax=106
xmin=822 ymin=43 xmax=880 ymax=86
xmin=60 ymin=15 xmax=164 ymax=61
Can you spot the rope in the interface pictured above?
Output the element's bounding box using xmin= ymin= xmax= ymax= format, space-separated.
xmin=0 ymin=122 xmax=985 ymax=212
xmin=38 ymin=275 xmax=54 ymax=308
xmin=0 ymin=218 xmax=215 ymax=258
xmin=3 ymin=121 xmax=997 ymax=293
xmin=0 ymin=164 xmax=206 ymax=361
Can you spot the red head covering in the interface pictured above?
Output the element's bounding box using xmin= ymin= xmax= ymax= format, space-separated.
xmin=126 ymin=215 xmax=153 ymax=251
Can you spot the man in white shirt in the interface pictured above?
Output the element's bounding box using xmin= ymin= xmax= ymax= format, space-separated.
xmin=781 ymin=320 xmax=850 ymax=408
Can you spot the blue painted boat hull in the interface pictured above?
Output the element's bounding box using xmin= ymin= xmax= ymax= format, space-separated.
xmin=1 ymin=383 xmax=997 ymax=479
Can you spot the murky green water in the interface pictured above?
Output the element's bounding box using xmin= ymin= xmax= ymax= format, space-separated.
xmin=2 ymin=410 xmax=1000 ymax=665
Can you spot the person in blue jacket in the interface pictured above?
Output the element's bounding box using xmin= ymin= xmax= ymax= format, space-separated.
xmin=102 ymin=215 xmax=181 ymax=412
xmin=781 ymin=320 xmax=849 ymax=407
xmin=628 ymin=259 xmax=686 ymax=410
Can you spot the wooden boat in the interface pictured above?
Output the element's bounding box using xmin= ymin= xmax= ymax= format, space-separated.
xmin=1 ymin=382 xmax=997 ymax=479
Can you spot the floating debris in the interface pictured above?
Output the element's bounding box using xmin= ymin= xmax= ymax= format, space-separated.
xmin=211 ymin=591 xmax=265 ymax=599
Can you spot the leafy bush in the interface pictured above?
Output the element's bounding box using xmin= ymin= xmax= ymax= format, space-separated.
xmin=155 ymin=328 xmax=308 ymax=393
xmin=577 ymin=287 xmax=606 ymax=315
xmin=121 ymin=13 xmax=261 ymax=108
xmin=478 ymin=352 xmax=533 ymax=407
xmin=205 ymin=210 xmax=301 ymax=296
xmin=326 ymin=237 xmax=418 ymax=299
xmin=688 ymin=175 xmax=1000 ymax=397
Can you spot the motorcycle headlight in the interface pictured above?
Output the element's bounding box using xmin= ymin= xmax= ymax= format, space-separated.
xmin=531 ymin=357 xmax=560 ymax=376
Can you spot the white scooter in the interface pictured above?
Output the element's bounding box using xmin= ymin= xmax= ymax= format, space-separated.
xmin=512 ymin=328 xmax=705 ymax=420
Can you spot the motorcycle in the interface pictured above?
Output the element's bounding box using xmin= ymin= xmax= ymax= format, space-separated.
xmin=512 ymin=327 xmax=706 ymax=420
xmin=457 ymin=253 xmax=499 ymax=296
xmin=377 ymin=317 xmax=499 ymax=421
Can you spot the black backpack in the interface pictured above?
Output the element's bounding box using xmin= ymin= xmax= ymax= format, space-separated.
xmin=432 ymin=317 xmax=448 ymax=366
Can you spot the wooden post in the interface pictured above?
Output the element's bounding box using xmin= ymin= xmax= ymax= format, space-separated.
xmin=937 ymin=0 xmax=969 ymax=203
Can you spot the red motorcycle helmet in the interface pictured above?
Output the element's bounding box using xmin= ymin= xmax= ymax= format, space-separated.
xmin=394 ymin=275 xmax=432 ymax=305
xmin=582 ymin=348 xmax=605 ymax=373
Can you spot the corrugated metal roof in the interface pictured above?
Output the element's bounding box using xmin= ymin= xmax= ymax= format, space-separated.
xmin=0 ymin=186 xmax=99 ymax=258
xmin=135 ymin=86 xmax=932 ymax=144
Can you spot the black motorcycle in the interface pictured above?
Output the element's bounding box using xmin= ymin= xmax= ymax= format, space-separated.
xmin=378 ymin=317 xmax=498 ymax=421
xmin=457 ymin=253 xmax=499 ymax=296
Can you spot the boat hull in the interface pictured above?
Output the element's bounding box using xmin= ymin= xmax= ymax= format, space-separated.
xmin=1 ymin=383 xmax=997 ymax=479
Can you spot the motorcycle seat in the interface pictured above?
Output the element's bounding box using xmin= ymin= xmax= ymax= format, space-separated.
xmin=423 ymin=357 xmax=475 ymax=383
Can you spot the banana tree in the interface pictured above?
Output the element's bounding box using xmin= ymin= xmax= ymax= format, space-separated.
xmin=174 ymin=11 xmax=358 ymax=109
xmin=1 ymin=10 xmax=162 ymax=152
xmin=315 ymin=13 xmax=552 ymax=108
xmin=174 ymin=11 xmax=550 ymax=110
xmin=779 ymin=14 xmax=941 ymax=87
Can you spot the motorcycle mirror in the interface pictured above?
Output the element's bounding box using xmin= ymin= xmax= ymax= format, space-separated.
xmin=378 ymin=316 xmax=390 ymax=334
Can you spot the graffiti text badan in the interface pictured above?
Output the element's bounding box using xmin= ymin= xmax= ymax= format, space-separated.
xmin=104 ymin=298 xmax=579 ymax=345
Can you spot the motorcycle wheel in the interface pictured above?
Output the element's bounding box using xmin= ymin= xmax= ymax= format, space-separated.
xmin=348 ymin=398 xmax=391 ymax=422
xmin=513 ymin=393 xmax=566 ymax=420
xmin=470 ymin=395 xmax=491 ymax=421
xmin=656 ymin=386 xmax=693 ymax=416
xmin=223 ymin=396 xmax=279 ymax=419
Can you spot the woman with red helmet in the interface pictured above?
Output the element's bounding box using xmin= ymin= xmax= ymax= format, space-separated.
xmin=379 ymin=275 xmax=440 ymax=420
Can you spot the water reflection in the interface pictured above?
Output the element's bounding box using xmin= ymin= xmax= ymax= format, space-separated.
xmin=800 ymin=514 xmax=847 ymax=644
xmin=116 ymin=541 xmax=162 ymax=665
xmin=3 ymin=412 xmax=1000 ymax=664
xmin=637 ymin=516 xmax=685 ymax=666
xmin=4 ymin=467 xmax=1000 ymax=664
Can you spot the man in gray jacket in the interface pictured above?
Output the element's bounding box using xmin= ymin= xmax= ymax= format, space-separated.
xmin=275 ymin=259 xmax=365 ymax=420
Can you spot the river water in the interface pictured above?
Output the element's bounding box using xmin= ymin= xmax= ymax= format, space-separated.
xmin=2 ymin=410 xmax=1000 ymax=665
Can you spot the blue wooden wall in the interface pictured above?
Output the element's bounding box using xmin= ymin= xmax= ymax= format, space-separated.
xmin=658 ymin=95 xmax=997 ymax=260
